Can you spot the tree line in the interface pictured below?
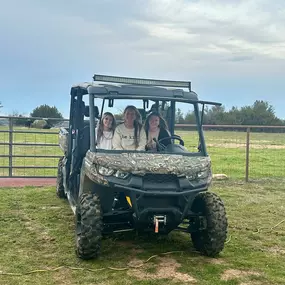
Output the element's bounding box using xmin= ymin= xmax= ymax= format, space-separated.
xmin=176 ymin=100 xmax=284 ymax=127
xmin=1 ymin=100 xmax=284 ymax=130
xmin=6 ymin=104 xmax=64 ymax=128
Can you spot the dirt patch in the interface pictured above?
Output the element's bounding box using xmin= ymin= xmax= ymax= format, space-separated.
xmin=128 ymin=257 xmax=196 ymax=283
xmin=208 ymin=143 xmax=285 ymax=149
xmin=268 ymin=246 xmax=285 ymax=255
xmin=23 ymin=213 xmax=55 ymax=243
xmin=208 ymin=258 xmax=226 ymax=265
xmin=116 ymin=241 xmax=135 ymax=247
xmin=0 ymin=178 xmax=56 ymax=188
xmin=128 ymin=258 xmax=144 ymax=268
xmin=239 ymin=281 xmax=264 ymax=285
xmin=131 ymin=248 xmax=144 ymax=254
xmin=53 ymin=268 xmax=74 ymax=285
xmin=41 ymin=206 xmax=61 ymax=210
xmin=221 ymin=269 xmax=261 ymax=281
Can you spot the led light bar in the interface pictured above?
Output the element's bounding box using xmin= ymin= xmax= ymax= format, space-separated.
xmin=93 ymin=74 xmax=191 ymax=89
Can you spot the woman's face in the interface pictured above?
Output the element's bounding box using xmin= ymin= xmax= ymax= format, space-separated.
xmin=124 ymin=108 xmax=136 ymax=125
xmin=149 ymin=115 xmax=160 ymax=130
xmin=102 ymin=115 xmax=113 ymax=130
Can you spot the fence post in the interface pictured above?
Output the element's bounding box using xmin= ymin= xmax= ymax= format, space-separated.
xmin=245 ymin=127 xmax=250 ymax=182
xmin=8 ymin=117 xmax=13 ymax=177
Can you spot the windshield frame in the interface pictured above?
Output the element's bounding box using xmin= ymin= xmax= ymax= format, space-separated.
xmin=88 ymin=95 xmax=208 ymax=157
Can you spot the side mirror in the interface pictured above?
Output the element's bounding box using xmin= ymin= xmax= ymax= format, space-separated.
xmin=84 ymin=106 xmax=100 ymax=119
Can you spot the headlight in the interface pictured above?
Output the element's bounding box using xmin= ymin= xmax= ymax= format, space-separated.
xmin=114 ymin=171 xmax=129 ymax=179
xmin=98 ymin=166 xmax=115 ymax=176
xmin=186 ymin=174 xmax=196 ymax=181
xmin=197 ymin=170 xmax=209 ymax=179
xmin=187 ymin=170 xmax=209 ymax=181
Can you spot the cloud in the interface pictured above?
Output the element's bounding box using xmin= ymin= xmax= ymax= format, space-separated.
xmin=130 ymin=0 xmax=285 ymax=64
xmin=0 ymin=0 xmax=284 ymax=119
xmin=0 ymin=1 xmax=284 ymax=85
xmin=1 ymin=0 xmax=284 ymax=78
xmin=226 ymin=55 xmax=254 ymax=62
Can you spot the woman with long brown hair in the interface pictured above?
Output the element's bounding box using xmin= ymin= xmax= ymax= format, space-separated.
xmin=112 ymin=105 xmax=146 ymax=150
xmin=95 ymin=112 xmax=116 ymax=149
xmin=144 ymin=111 xmax=171 ymax=151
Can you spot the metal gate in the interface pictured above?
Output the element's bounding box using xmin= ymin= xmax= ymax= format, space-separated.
xmin=0 ymin=116 xmax=68 ymax=178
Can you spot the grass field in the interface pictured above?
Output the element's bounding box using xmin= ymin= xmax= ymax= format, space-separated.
xmin=0 ymin=126 xmax=284 ymax=179
xmin=1 ymin=180 xmax=285 ymax=285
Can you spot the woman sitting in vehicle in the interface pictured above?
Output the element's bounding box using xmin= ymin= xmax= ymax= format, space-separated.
xmin=144 ymin=111 xmax=172 ymax=151
xmin=112 ymin=105 xmax=146 ymax=150
xmin=96 ymin=112 xmax=116 ymax=150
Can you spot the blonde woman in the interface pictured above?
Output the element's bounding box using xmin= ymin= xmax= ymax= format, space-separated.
xmin=112 ymin=105 xmax=146 ymax=150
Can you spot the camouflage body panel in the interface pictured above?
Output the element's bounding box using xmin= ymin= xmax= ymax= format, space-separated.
xmin=81 ymin=157 xmax=109 ymax=186
xmin=85 ymin=151 xmax=211 ymax=178
xmin=58 ymin=128 xmax=69 ymax=154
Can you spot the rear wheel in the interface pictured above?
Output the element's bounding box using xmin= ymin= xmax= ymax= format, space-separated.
xmin=76 ymin=193 xmax=103 ymax=260
xmin=56 ymin=157 xmax=66 ymax=199
xmin=190 ymin=192 xmax=227 ymax=257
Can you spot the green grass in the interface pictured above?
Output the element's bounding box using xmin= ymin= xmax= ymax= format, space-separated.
xmin=1 ymin=181 xmax=285 ymax=284
xmin=0 ymin=127 xmax=284 ymax=179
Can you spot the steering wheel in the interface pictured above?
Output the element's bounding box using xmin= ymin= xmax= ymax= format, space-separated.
xmin=155 ymin=135 xmax=185 ymax=151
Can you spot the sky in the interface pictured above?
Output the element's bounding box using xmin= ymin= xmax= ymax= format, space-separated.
xmin=0 ymin=0 xmax=284 ymax=119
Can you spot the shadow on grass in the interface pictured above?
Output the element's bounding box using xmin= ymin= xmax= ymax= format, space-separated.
xmin=98 ymin=230 xmax=203 ymax=262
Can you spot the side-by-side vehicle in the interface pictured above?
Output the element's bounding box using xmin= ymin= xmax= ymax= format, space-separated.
xmin=56 ymin=74 xmax=228 ymax=259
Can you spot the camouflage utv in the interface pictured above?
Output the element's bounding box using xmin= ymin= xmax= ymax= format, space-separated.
xmin=57 ymin=74 xmax=228 ymax=260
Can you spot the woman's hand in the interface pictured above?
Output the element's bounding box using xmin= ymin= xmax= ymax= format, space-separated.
xmin=146 ymin=140 xmax=156 ymax=150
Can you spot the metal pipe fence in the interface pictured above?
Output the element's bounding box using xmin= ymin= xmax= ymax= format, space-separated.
xmin=0 ymin=116 xmax=68 ymax=178
xmin=0 ymin=116 xmax=284 ymax=181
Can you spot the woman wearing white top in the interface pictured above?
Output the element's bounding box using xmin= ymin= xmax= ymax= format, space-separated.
xmin=95 ymin=112 xmax=116 ymax=149
xmin=112 ymin=105 xmax=146 ymax=150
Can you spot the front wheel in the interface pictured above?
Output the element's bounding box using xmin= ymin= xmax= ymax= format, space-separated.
xmin=190 ymin=192 xmax=228 ymax=257
xmin=75 ymin=193 xmax=103 ymax=260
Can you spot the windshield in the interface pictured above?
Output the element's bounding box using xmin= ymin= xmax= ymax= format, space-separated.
xmin=86 ymin=97 xmax=205 ymax=156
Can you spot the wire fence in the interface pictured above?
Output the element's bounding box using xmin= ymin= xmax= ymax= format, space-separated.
xmin=0 ymin=116 xmax=284 ymax=181
xmin=176 ymin=124 xmax=285 ymax=181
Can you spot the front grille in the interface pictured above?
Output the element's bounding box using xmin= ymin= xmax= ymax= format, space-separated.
xmin=143 ymin=174 xmax=178 ymax=184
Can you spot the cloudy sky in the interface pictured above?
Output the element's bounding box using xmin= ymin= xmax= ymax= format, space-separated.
xmin=0 ymin=0 xmax=284 ymax=119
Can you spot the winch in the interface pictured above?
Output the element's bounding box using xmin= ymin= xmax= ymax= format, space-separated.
xmin=153 ymin=215 xmax=167 ymax=233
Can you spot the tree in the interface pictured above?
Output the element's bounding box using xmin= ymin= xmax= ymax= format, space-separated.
xmin=114 ymin=112 xmax=124 ymax=121
xmin=0 ymin=101 xmax=3 ymax=109
xmin=8 ymin=111 xmax=30 ymax=126
xmin=30 ymin=104 xmax=63 ymax=127
xmin=175 ymin=108 xmax=185 ymax=123
xmin=30 ymin=104 xmax=63 ymax=119
xmin=204 ymin=105 xmax=226 ymax=125
xmin=184 ymin=111 xmax=196 ymax=124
